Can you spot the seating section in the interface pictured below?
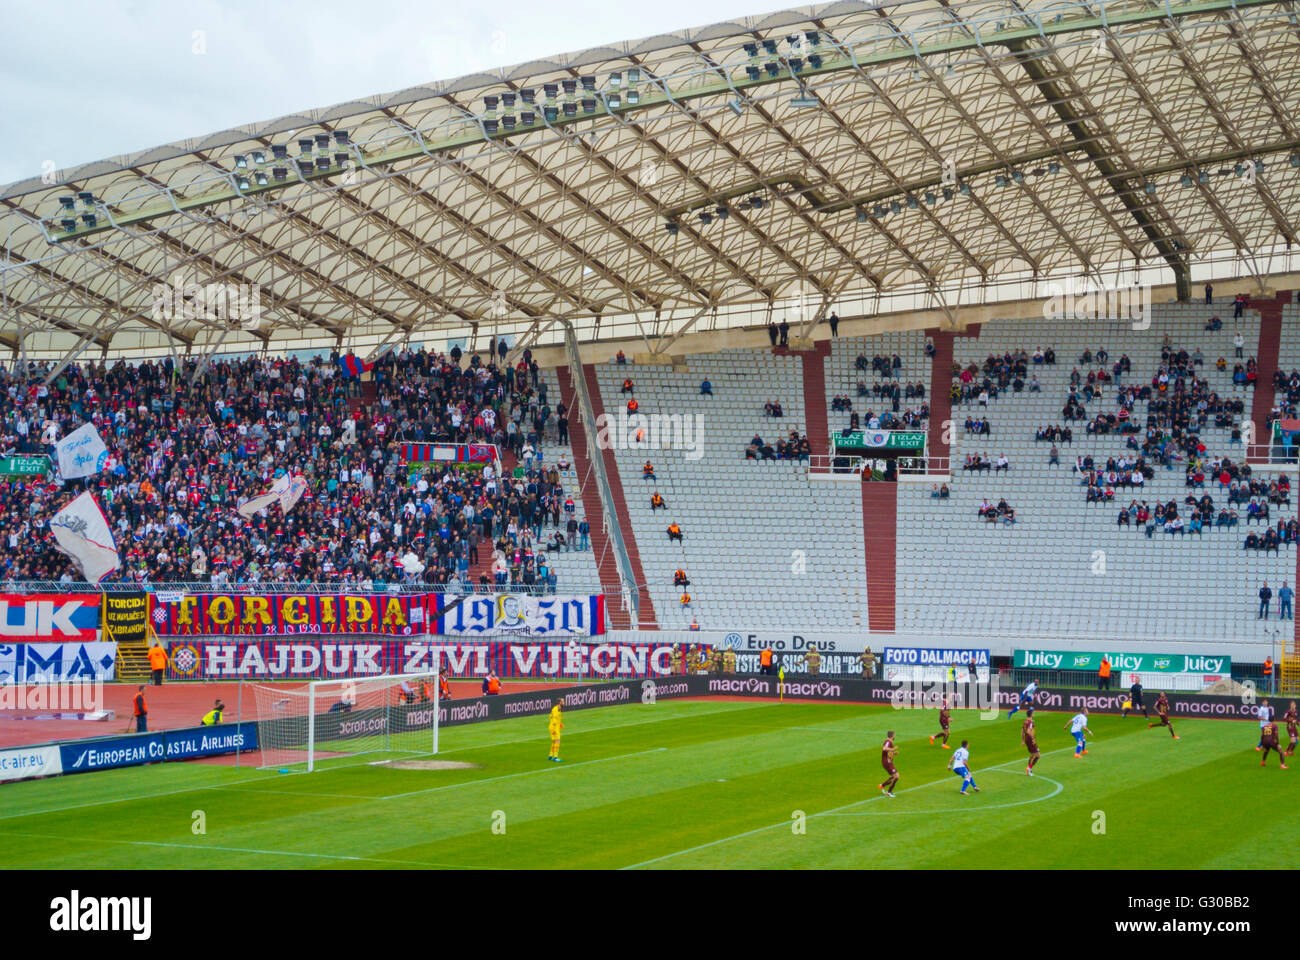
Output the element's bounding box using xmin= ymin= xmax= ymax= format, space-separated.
xmin=896 ymin=303 xmax=1297 ymax=640
xmin=593 ymin=349 xmax=868 ymax=630
xmin=825 ymin=330 xmax=930 ymax=436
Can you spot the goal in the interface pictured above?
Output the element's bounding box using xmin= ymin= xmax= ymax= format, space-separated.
xmin=251 ymin=669 xmax=440 ymax=772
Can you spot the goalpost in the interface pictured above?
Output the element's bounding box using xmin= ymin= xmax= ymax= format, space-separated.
xmin=251 ymin=665 xmax=440 ymax=772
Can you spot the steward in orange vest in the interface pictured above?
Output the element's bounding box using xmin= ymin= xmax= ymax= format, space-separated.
xmin=759 ymin=647 xmax=774 ymax=676
xmin=1098 ymin=657 xmax=1112 ymax=691
xmin=147 ymin=642 xmax=169 ymax=686
xmin=132 ymin=686 xmax=148 ymax=733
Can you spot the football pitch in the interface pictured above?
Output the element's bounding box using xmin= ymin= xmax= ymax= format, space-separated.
xmin=0 ymin=698 xmax=1293 ymax=869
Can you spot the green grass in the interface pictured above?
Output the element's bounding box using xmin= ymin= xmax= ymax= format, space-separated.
xmin=0 ymin=699 xmax=1295 ymax=869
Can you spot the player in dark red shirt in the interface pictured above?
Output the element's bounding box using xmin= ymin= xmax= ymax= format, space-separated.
xmin=1260 ymin=722 xmax=1288 ymax=769
xmin=1022 ymin=708 xmax=1041 ymax=775
xmin=930 ymin=696 xmax=952 ymax=748
xmin=1284 ymin=702 xmax=1298 ymax=756
xmin=879 ymin=731 xmax=900 ymax=798
xmin=1147 ymin=692 xmax=1179 ymax=739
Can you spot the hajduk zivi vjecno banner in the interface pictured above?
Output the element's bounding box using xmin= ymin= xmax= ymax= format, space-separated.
xmin=149 ymin=592 xmax=428 ymax=637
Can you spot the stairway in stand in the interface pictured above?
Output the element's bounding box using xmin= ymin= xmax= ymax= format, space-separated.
xmin=925 ymin=323 xmax=980 ymax=468
xmin=468 ymin=446 xmax=519 ymax=583
xmin=860 ymin=482 xmax=898 ymax=633
xmin=776 ymin=340 xmax=831 ymax=456
xmin=555 ymin=366 xmax=655 ymax=629
xmin=115 ymin=639 xmax=151 ymax=682
xmin=1248 ymin=290 xmax=1292 ymax=448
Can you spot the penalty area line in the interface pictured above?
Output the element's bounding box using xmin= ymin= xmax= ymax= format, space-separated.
xmin=377 ymin=747 xmax=669 ymax=800
xmin=621 ymin=743 xmax=1080 ymax=869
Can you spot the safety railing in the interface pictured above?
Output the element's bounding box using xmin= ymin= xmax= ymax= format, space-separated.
xmin=560 ymin=318 xmax=640 ymax=625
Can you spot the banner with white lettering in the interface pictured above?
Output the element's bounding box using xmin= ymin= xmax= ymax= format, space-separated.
xmin=166 ymin=639 xmax=679 ymax=680
xmin=435 ymin=593 xmax=606 ymax=637
xmin=0 ymin=642 xmax=117 ymax=683
xmin=0 ymin=593 xmax=101 ymax=642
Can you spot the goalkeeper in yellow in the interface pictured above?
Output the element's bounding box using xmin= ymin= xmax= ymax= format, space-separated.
xmin=547 ymin=703 xmax=564 ymax=762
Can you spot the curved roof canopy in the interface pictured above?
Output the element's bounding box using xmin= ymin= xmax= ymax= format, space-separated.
xmin=1 ymin=0 xmax=1298 ymax=361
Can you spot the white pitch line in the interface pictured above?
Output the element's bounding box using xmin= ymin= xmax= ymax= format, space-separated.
xmin=378 ymin=747 xmax=669 ymax=800
xmin=820 ymin=769 xmax=1064 ymax=815
xmin=621 ymin=743 xmax=1081 ymax=869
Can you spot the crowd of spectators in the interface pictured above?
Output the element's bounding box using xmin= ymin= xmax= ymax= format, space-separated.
xmin=0 ymin=345 xmax=586 ymax=590
xmin=746 ymin=430 xmax=811 ymax=461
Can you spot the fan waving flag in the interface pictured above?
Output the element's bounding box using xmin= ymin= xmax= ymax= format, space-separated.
xmin=338 ymin=354 xmax=373 ymax=378
xmin=237 ymin=472 xmax=309 ymax=519
xmin=50 ymin=491 xmax=121 ymax=583
xmin=54 ymin=423 xmax=109 ymax=479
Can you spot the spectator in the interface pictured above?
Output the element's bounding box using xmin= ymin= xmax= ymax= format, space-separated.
xmin=700 ymin=378 xmax=713 ymax=396
xmin=1281 ymin=582 xmax=1294 ymax=620
xmin=1260 ymin=582 xmax=1273 ymax=620
xmin=828 ymin=312 xmax=839 ymax=337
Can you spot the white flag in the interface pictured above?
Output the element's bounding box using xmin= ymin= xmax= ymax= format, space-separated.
xmin=54 ymin=423 xmax=109 ymax=479
xmin=50 ymin=491 xmax=120 ymax=583
xmin=237 ymin=473 xmax=308 ymax=519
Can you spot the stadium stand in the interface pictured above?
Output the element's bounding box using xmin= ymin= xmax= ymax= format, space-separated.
xmin=896 ymin=303 xmax=1298 ymax=641
xmin=0 ymin=348 xmax=600 ymax=592
xmin=592 ymin=348 xmax=869 ymax=630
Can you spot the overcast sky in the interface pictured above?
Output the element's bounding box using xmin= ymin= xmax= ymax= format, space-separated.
xmin=0 ymin=0 xmax=766 ymax=187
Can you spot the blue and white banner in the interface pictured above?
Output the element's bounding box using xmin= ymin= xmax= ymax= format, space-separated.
xmin=60 ymin=734 xmax=166 ymax=773
xmin=435 ymin=594 xmax=606 ymax=637
xmin=0 ymin=642 xmax=116 ymax=683
xmin=884 ymin=647 xmax=990 ymax=666
xmin=162 ymin=723 xmax=258 ymax=760
xmin=0 ymin=744 xmax=63 ymax=782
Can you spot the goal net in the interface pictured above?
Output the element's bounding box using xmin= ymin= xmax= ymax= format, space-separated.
xmin=251 ymin=669 xmax=440 ymax=772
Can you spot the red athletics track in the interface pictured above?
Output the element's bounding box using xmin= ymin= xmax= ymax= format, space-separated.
xmin=0 ymin=679 xmax=564 ymax=755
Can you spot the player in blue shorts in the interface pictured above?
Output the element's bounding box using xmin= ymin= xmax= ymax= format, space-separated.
xmin=1065 ymin=708 xmax=1093 ymax=757
xmin=948 ymin=740 xmax=980 ymax=795
xmin=1007 ymin=679 xmax=1039 ymax=718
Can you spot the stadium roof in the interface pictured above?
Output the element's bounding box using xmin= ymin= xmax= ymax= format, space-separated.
xmin=2 ymin=0 xmax=1298 ymax=366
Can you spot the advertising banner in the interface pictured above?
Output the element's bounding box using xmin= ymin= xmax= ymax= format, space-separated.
xmin=149 ymin=591 xmax=429 ymax=638
xmin=435 ymin=594 xmax=606 ymax=637
xmin=1014 ymin=650 xmax=1231 ymax=677
xmin=167 ymin=639 xmax=677 ymax=680
xmin=59 ymin=733 xmax=167 ymax=774
xmin=102 ymin=592 xmax=150 ymax=645
xmin=0 ymin=744 xmax=63 ymax=782
xmin=0 ymin=642 xmax=117 ymax=683
xmin=715 ymin=631 xmax=869 ymax=654
xmin=161 ymin=722 xmax=258 ymax=761
xmin=0 ymin=593 xmax=101 ymax=642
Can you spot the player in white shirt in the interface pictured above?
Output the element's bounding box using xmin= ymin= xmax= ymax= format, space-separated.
xmin=948 ymin=740 xmax=980 ymax=795
xmin=1257 ymin=699 xmax=1276 ymax=751
xmin=1065 ymin=708 xmax=1093 ymax=757
xmin=1008 ymin=680 xmax=1039 ymax=718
